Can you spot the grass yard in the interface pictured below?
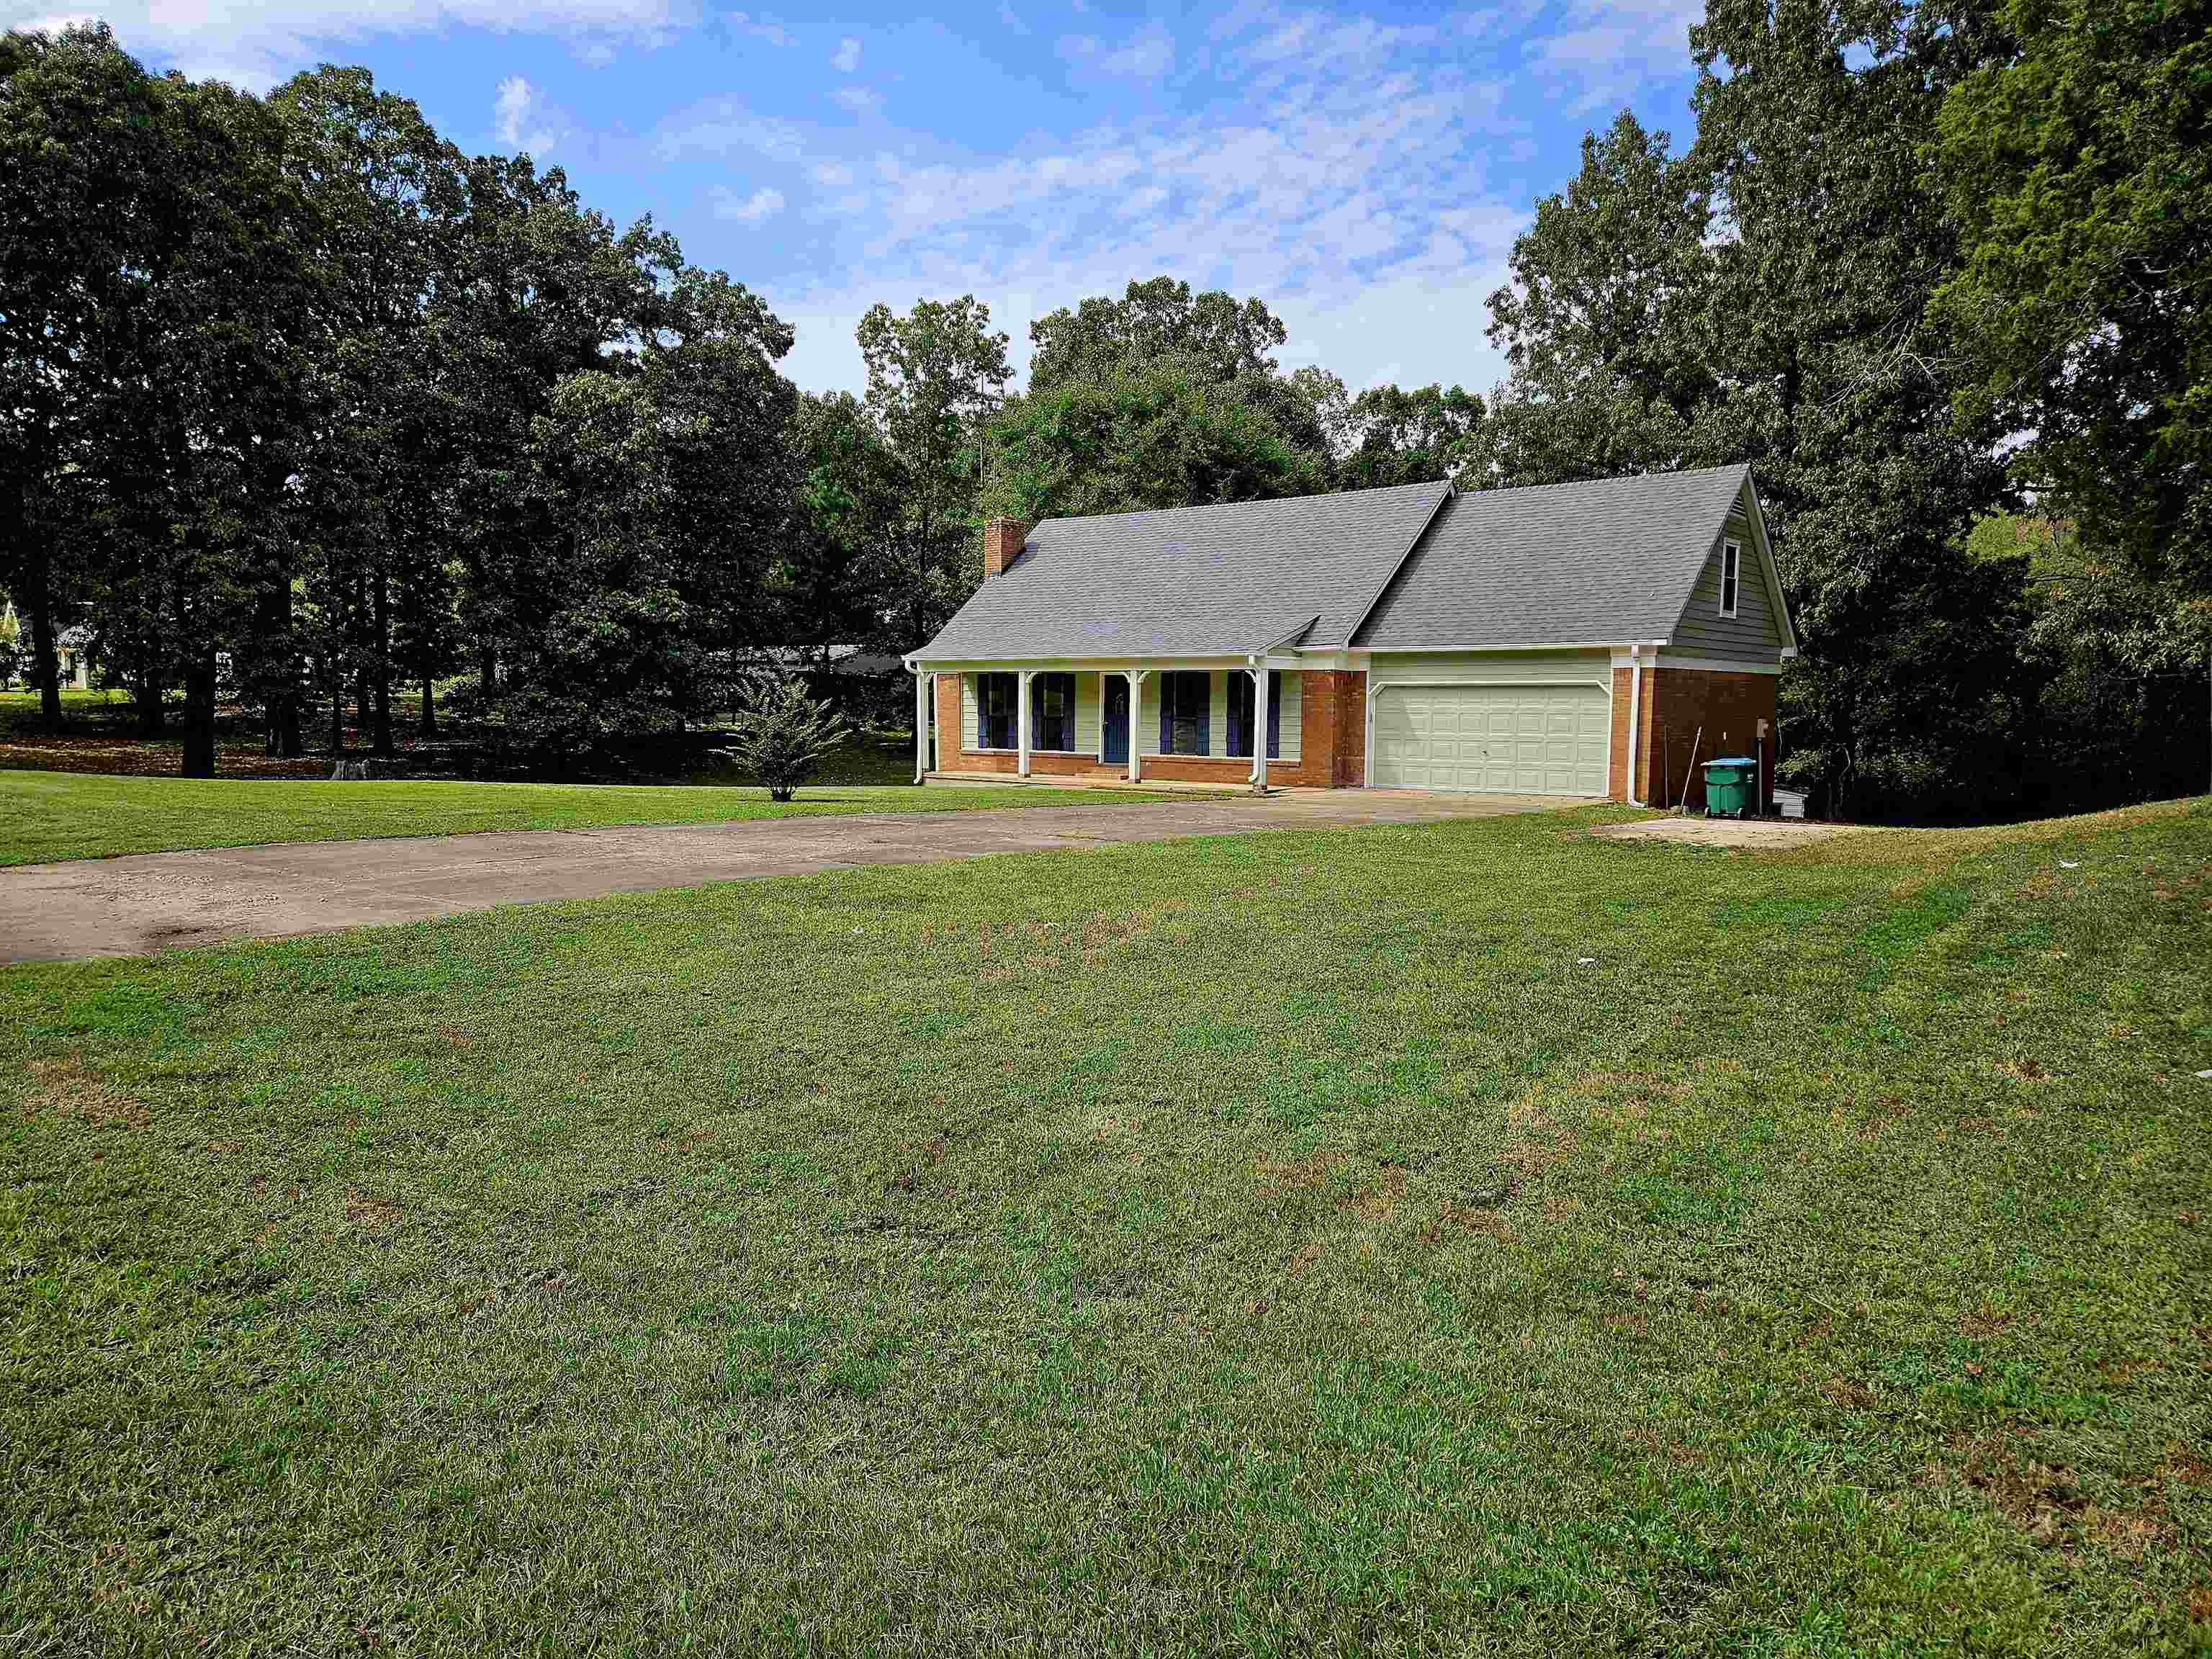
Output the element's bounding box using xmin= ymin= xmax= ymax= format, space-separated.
xmin=0 ymin=768 xmax=1199 ymax=866
xmin=4 ymin=799 xmax=2209 ymax=1653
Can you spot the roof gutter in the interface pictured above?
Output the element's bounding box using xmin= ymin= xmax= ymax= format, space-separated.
xmin=1336 ymin=482 xmax=1457 ymax=651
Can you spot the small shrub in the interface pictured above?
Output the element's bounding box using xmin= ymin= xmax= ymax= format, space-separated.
xmin=717 ymin=673 xmax=853 ymax=801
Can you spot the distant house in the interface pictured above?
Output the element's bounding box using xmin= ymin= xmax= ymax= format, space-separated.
xmin=0 ymin=603 xmax=93 ymax=691
xmin=904 ymin=464 xmax=1795 ymax=806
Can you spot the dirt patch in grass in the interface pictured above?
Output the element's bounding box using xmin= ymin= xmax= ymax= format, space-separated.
xmin=21 ymin=1056 xmax=149 ymax=1128
xmin=1592 ymin=817 xmax=1860 ymax=848
xmin=342 ymin=1187 xmax=404 ymax=1233
xmin=1928 ymin=1425 xmax=2092 ymax=1547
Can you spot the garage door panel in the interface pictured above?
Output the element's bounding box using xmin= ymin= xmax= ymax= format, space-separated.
xmin=1373 ymin=683 xmax=1609 ymax=796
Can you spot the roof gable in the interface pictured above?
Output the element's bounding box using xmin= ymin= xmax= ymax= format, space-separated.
xmin=1352 ymin=464 xmax=1753 ymax=650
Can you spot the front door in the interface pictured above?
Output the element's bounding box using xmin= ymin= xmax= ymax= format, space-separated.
xmin=1102 ymin=675 xmax=1129 ymax=765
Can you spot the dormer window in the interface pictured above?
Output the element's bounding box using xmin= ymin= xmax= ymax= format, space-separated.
xmin=1720 ymin=539 xmax=1741 ymax=619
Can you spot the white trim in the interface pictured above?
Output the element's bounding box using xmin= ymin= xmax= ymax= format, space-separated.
xmin=1255 ymin=617 xmax=1319 ymax=657
xmin=1719 ymin=539 xmax=1742 ymax=619
xmin=1737 ymin=477 xmax=1800 ymax=653
xmin=1620 ymin=653 xmax=1784 ymax=676
xmin=1124 ymin=668 xmax=1148 ymax=782
xmin=1016 ymin=668 xmax=1033 ymax=777
xmin=1250 ymin=665 xmax=1270 ymax=791
xmin=913 ymin=652 xmax=1269 ymax=669
xmin=1348 ymin=639 xmax=1659 ymax=655
xmin=912 ymin=668 xmax=931 ymax=784
xmin=1341 ymin=484 xmax=1457 ymax=648
xmin=1627 ymin=645 xmax=1645 ymax=806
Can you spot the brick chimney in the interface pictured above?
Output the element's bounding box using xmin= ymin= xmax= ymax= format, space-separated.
xmin=982 ymin=517 xmax=1030 ymax=579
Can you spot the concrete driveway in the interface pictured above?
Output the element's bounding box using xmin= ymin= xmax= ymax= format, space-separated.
xmin=0 ymin=790 xmax=1563 ymax=963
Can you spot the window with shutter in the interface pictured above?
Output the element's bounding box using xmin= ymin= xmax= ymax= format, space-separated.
xmin=977 ymin=673 xmax=1018 ymax=749
xmin=1159 ymin=672 xmax=1210 ymax=755
xmin=1031 ymin=673 xmax=1075 ymax=750
xmin=1226 ymin=673 xmax=1254 ymax=757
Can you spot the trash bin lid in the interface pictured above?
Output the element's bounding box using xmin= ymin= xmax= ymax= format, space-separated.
xmin=1709 ymin=755 xmax=1757 ymax=766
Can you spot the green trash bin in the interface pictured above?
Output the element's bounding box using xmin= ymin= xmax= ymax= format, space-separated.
xmin=1703 ymin=757 xmax=1758 ymax=819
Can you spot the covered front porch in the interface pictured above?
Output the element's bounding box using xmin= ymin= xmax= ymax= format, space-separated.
xmin=907 ymin=657 xmax=1310 ymax=791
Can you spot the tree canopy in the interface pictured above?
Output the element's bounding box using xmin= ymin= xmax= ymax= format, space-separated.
xmin=2 ymin=7 xmax=2202 ymax=818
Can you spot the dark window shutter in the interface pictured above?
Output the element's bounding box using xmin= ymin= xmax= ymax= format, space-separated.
xmin=1267 ymin=672 xmax=1282 ymax=759
xmin=1159 ymin=678 xmax=1172 ymax=754
xmin=1195 ymin=675 xmax=1210 ymax=755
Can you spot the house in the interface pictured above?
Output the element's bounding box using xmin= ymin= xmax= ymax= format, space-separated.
xmin=0 ymin=603 xmax=94 ymax=692
xmin=904 ymin=463 xmax=1796 ymax=809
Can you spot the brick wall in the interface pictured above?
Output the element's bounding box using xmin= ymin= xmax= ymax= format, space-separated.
xmin=1297 ymin=669 xmax=1366 ymax=786
xmin=1609 ymin=665 xmax=1655 ymax=804
xmin=1643 ymin=667 xmax=1779 ymax=811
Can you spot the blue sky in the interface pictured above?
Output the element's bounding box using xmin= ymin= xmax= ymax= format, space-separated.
xmin=13 ymin=1 xmax=1706 ymax=398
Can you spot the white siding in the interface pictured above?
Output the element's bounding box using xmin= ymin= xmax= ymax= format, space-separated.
xmin=1208 ymin=672 xmax=1228 ymax=758
xmin=961 ymin=674 xmax=979 ymax=750
xmin=1139 ymin=674 xmax=1161 ymax=755
xmin=1273 ymin=671 xmax=1303 ymax=763
xmin=1074 ymin=673 xmax=1100 ymax=754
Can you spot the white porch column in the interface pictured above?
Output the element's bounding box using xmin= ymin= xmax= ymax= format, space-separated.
xmin=1251 ymin=664 xmax=1270 ymax=792
xmin=1017 ymin=669 xmax=1034 ymax=778
xmin=1627 ymin=644 xmax=1645 ymax=806
xmin=913 ymin=669 xmax=930 ymax=784
xmin=1126 ymin=670 xmax=1146 ymax=783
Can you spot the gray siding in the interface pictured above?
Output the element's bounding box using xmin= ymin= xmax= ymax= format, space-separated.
xmin=1668 ymin=488 xmax=1784 ymax=661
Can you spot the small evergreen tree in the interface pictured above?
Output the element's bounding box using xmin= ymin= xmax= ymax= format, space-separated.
xmin=719 ymin=672 xmax=851 ymax=802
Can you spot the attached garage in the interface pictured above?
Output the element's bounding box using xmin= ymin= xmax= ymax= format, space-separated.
xmin=1370 ymin=682 xmax=1611 ymax=796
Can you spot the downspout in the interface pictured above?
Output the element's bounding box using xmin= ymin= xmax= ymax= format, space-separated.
xmin=1627 ymin=644 xmax=1645 ymax=806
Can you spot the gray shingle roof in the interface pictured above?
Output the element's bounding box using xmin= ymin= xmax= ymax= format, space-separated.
xmin=911 ymin=464 xmax=1755 ymax=662
xmin=1352 ymin=464 xmax=1752 ymax=649
xmin=913 ymin=482 xmax=1450 ymax=661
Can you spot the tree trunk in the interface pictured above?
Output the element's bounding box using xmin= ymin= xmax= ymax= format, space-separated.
xmin=418 ymin=667 xmax=436 ymax=739
xmin=22 ymin=552 xmax=62 ymax=734
xmin=256 ymin=552 xmax=298 ymax=757
xmin=135 ymin=660 xmax=164 ymax=737
xmin=180 ymin=652 xmax=217 ymax=778
xmin=330 ymin=670 xmax=344 ymax=757
xmin=371 ymin=577 xmax=394 ymax=756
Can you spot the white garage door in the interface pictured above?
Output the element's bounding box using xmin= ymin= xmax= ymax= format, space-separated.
xmin=1372 ymin=683 xmax=1610 ymax=796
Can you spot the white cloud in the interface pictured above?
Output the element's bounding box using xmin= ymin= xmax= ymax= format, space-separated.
xmin=830 ymin=84 xmax=880 ymax=114
xmin=1102 ymin=18 xmax=1174 ymax=77
xmin=832 ymin=35 xmax=860 ymax=71
xmin=747 ymin=17 xmax=1527 ymax=403
xmin=712 ymin=184 xmax=786 ymax=223
xmin=492 ymin=75 xmax=559 ymax=156
xmin=727 ymin=9 xmax=791 ymax=47
xmin=656 ymin=100 xmax=801 ymax=161
xmin=19 ymin=0 xmax=697 ymax=89
xmin=1521 ymin=0 xmax=1701 ymax=109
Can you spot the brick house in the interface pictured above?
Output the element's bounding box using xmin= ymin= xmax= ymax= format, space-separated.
xmin=905 ymin=464 xmax=1797 ymax=809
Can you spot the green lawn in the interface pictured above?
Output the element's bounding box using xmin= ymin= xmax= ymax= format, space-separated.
xmin=4 ymin=800 xmax=2208 ymax=1653
xmin=0 ymin=768 xmax=1200 ymax=866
